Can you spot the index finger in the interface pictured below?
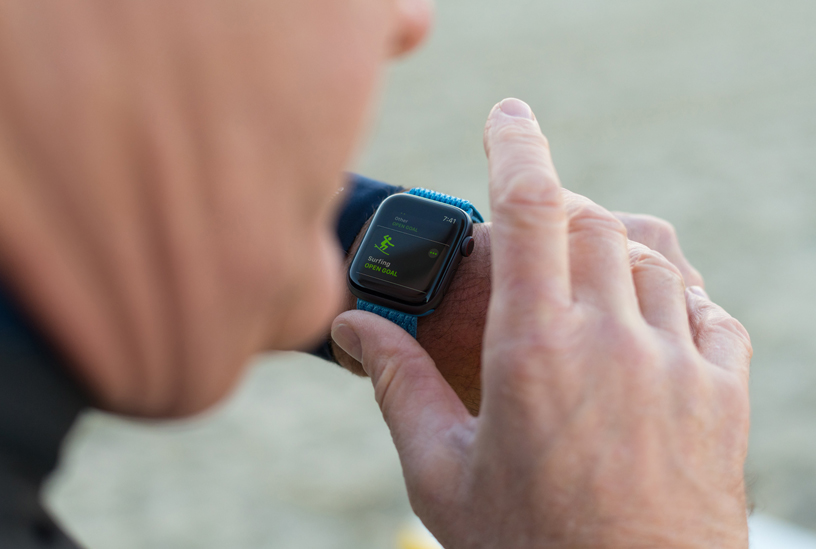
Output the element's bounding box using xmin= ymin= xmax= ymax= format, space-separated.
xmin=484 ymin=99 xmax=571 ymax=333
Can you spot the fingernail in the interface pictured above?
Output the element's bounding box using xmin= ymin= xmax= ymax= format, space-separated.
xmin=688 ymin=286 xmax=710 ymax=300
xmin=331 ymin=323 xmax=362 ymax=363
xmin=497 ymin=98 xmax=534 ymax=120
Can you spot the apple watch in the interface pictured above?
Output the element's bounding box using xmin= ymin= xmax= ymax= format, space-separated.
xmin=347 ymin=188 xmax=484 ymax=337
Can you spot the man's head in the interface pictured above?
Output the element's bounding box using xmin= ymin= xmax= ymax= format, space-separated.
xmin=0 ymin=0 xmax=432 ymax=416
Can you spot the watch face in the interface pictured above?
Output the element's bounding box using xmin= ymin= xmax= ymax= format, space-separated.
xmin=349 ymin=194 xmax=471 ymax=309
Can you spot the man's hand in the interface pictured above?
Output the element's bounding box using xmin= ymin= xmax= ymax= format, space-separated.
xmin=331 ymin=99 xmax=752 ymax=547
xmin=335 ymin=199 xmax=709 ymax=417
xmin=332 ymin=217 xmax=491 ymax=413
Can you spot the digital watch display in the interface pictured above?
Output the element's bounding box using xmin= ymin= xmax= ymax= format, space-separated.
xmin=348 ymin=192 xmax=477 ymax=316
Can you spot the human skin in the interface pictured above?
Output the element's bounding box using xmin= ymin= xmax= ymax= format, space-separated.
xmin=333 ymin=208 xmax=706 ymax=415
xmin=0 ymin=0 xmax=433 ymax=417
xmin=332 ymin=99 xmax=752 ymax=547
xmin=333 ymin=214 xmax=491 ymax=413
xmin=0 ymin=1 xmax=754 ymax=546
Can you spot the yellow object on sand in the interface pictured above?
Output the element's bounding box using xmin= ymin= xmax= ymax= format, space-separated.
xmin=396 ymin=517 xmax=443 ymax=549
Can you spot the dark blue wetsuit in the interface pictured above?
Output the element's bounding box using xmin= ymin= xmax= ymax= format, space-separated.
xmin=0 ymin=176 xmax=400 ymax=548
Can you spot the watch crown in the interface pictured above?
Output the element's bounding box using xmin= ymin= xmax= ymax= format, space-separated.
xmin=460 ymin=236 xmax=475 ymax=257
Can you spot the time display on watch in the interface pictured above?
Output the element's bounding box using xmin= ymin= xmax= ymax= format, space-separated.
xmin=349 ymin=193 xmax=472 ymax=310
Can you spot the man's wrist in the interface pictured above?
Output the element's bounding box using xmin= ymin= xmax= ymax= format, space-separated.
xmin=333 ymin=219 xmax=492 ymax=414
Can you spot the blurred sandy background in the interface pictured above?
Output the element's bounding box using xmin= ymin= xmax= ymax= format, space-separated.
xmin=44 ymin=0 xmax=816 ymax=547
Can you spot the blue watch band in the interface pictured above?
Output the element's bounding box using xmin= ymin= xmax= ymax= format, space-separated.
xmin=356 ymin=299 xmax=418 ymax=338
xmin=407 ymin=188 xmax=485 ymax=223
xmin=357 ymin=188 xmax=483 ymax=338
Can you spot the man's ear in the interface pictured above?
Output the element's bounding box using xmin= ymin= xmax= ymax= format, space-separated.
xmin=390 ymin=0 xmax=434 ymax=58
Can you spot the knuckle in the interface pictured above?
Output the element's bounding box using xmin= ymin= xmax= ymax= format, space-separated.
xmin=644 ymin=215 xmax=677 ymax=241
xmin=716 ymin=316 xmax=753 ymax=356
xmin=614 ymin=212 xmax=642 ymax=238
xmin=686 ymin=267 xmax=705 ymax=287
xmin=629 ymin=244 xmax=685 ymax=284
xmin=691 ymin=301 xmax=754 ymax=362
xmin=568 ymin=200 xmax=628 ymax=239
xmin=699 ymin=304 xmax=751 ymax=344
xmin=492 ymin=164 xmax=562 ymax=213
xmin=490 ymin=121 xmax=551 ymax=151
xmin=623 ymin=214 xmax=678 ymax=249
xmin=649 ymin=218 xmax=683 ymax=255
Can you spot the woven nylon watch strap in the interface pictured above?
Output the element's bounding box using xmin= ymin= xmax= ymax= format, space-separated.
xmin=356 ymin=299 xmax=418 ymax=338
xmin=407 ymin=188 xmax=485 ymax=223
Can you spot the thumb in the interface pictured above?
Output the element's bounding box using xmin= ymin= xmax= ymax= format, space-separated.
xmin=331 ymin=310 xmax=471 ymax=461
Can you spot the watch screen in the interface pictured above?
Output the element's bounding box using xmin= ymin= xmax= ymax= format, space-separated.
xmin=349 ymin=194 xmax=469 ymax=305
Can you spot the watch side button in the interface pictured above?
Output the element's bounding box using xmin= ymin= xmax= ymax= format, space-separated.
xmin=460 ymin=236 xmax=475 ymax=257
